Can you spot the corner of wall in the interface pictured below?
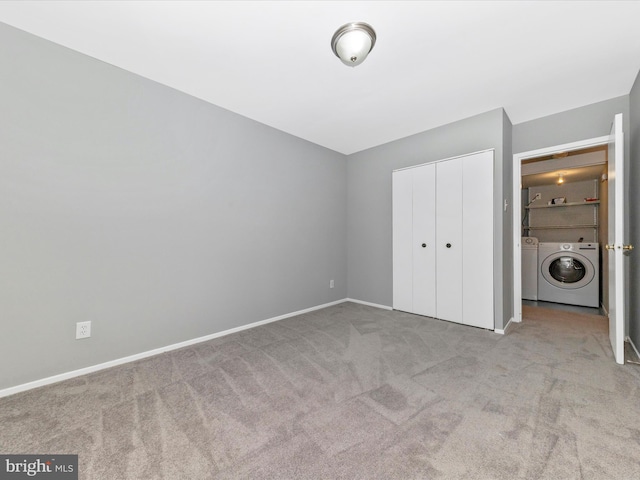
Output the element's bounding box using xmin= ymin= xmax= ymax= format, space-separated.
xmin=502 ymin=109 xmax=514 ymax=330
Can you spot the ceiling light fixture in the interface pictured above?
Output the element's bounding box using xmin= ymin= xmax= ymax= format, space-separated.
xmin=557 ymin=174 xmax=565 ymax=185
xmin=331 ymin=22 xmax=376 ymax=67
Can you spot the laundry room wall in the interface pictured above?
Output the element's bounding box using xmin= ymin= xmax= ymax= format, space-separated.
xmin=526 ymin=180 xmax=600 ymax=243
xmin=521 ymin=188 xmax=530 ymax=236
xmin=599 ymin=175 xmax=609 ymax=311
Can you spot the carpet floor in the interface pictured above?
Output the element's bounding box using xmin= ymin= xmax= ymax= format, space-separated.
xmin=1 ymin=302 xmax=640 ymax=479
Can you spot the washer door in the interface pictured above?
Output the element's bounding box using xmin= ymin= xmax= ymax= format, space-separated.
xmin=540 ymin=252 xmax=595 ymax=290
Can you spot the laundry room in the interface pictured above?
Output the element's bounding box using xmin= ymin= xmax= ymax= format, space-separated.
xmin=520 ymin=146 xmax=608 ymax=313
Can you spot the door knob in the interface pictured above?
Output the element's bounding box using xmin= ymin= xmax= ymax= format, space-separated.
xmin=606 ymin=244 xmax=634 ymax=251
xmin=421 ymin=243 xmax=426 ymax=248
xmin=446 ymin=243 xmax=452 ymax=248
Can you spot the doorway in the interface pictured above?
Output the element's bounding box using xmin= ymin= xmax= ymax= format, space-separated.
xmin=512 ymin=135 xmax=610 ymax=324
xmin=512 ymin=114 xmax=627 ymax=364
xmin=520 ymin=145 xmax=608 ymax=316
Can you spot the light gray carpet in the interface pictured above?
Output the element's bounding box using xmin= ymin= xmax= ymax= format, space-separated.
xmin=1 ymin=302 xmax=640 ymax=479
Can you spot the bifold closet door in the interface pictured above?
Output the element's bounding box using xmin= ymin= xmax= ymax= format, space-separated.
xmin=392 ymin=164 xmax=436 ymax=316
xmin=435 ymin=158 xmax=463 ymax=324
xmin=392 ymin=168 xmax=413 ymax=312
xmin=412 ymin=165 xmax=436 ymax=317
xmin=462 ymin=151 xmax=494 ymax=329
xmin=393 ymin=151 xmax=493 ymax=329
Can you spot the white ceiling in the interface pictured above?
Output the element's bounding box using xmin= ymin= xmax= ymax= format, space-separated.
xmin=1 ymin=1 xmax=639 ymax=155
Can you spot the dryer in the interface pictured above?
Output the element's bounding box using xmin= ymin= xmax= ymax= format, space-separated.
xmin=521 ymin=237 xmax=539 ymax=300
xmin=537 ymin=242 xmax=599 ymax=308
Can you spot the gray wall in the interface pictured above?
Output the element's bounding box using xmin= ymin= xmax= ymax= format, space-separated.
xmin=629 ymin=70 xmax=640 ymax=350
xmin=527 ymin=180 xmax=600 ymax=243
xmin=513 ymin=96 xmax=631 ymax=154
xmin=346 ymin=108 xmax=511 ymax=330
xmin=0 ymin=24 xmax=347 ymax=390
xmin=502 ymin=110 xmax=514 ymax=327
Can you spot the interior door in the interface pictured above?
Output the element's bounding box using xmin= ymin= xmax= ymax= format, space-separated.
xmin=607 ymin=113 xmax=625 ymax=365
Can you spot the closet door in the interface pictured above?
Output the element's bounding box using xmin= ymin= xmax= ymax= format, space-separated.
xmin=436 ymin=158 xmax=463 ymax=324
xmin=392 ymin=168 xmax=413 ymax=312
xmin=393 ymin=151 xmax=494 ymax=330
xmin=462 ymin=151 xmax=494 ymax=328
xmin=412 ymin=164 xmax=436 ymax=317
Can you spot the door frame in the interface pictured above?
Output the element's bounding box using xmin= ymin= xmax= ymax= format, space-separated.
xmin=511 ymin=135 xmax=609 ymax=324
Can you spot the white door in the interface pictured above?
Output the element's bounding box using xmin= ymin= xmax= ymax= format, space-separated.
xmin=436 ymin=158 xmax=463 ymax=324
xmin=462 ymin=151 xmax=494 ymax=329
xmin=393 ymin=152 xmax=494 ymax=328
xmin=392 ymin=165 xmax=436 ymax=315
xmin=412 ymin=164 xmax=437 ymax=317
xmin=607 ymin=113 xmax=626 ymax=365
xmin=392 ymin=168 xmax=413 ymax=312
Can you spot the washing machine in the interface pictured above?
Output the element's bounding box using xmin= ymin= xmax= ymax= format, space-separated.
xmin=521 ymin=237 xmax=539 ymax=300
xmin=537 ymin=242 xmax=599 ymax=308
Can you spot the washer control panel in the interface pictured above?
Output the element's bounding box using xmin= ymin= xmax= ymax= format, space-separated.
xmin=556 ymin=243 xmax=598 ymax=251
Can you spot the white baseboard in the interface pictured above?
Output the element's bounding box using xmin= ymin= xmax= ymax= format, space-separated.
xmin=627 ymin=335 xmax=640 ymax=360
xmin=495 ymin=317 xmax=514 ymax=335
xmin=0 ymin=298 xmax=349 ymax=399
xmin=345 ymin=298 xmax=393 ymax=310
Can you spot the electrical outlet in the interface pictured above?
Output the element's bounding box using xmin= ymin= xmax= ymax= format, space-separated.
xmin=534 ymin=193 xmax=542 ymax=200
xmin=329 ymin=279 xmax=335 ymax=289
xmin=76 ymin=321 xmax=91 ymax=339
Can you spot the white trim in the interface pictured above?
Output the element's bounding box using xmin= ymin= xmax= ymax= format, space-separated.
xmin=512 ymin=135 xmax=609 ymax=326
xmin=0 ymin=298 xmax=349 ymax=399
xmin=627 ymin=336 xmax=640 ymax=361
xmin=392 ymin=148 xmax=495 ymax=173
xmin=346 ymin=298 xmax=393 ymax=310
xmin=495 ymin=317 xmax=514 ymax=335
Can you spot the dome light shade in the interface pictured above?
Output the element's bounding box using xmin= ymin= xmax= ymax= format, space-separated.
xmin=331 ymin=22 xmax=376 ymax=67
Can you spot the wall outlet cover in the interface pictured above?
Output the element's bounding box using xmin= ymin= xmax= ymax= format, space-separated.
xmin=76 ymin=321 xmax=91 ymax=339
